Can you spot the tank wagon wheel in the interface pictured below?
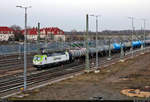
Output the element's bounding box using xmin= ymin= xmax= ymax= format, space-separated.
xmin=61 ymin=64 xmax=64 ymax=68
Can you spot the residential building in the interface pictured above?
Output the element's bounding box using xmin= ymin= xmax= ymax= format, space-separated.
xmin=22 ymin=28 xmax=38 ymax=40
xmin=22 ymin=27 xmax=65 ymax=41
xmin=0 ymin=27 xmax=14 ymax=41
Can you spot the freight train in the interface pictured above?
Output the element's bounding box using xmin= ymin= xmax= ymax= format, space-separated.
xmin=33 ymin=40 xmax=150 ymax=69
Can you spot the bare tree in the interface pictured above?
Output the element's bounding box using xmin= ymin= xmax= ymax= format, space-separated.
xmin=11 ymin=25 xmax=22 ymax=31
xmin=10 ymin=25 xmax=24 ymax=41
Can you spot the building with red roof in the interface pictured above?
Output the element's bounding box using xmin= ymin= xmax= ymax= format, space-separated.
xmin=22 ymin=27 xmax=65 ymax=41
xmin=0 ymin=27 xmax=14 ymax=41
xmin=22 ymin=28 xmax=38 ymax=40
xmin=41 ymin=27 xmax=65 ymax=41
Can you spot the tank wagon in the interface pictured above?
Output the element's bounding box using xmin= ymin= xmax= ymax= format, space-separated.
xmin=33 ymin=40 xmax=150 ymax=69
xmin=145 ymin=40 xmax=150 ymax=46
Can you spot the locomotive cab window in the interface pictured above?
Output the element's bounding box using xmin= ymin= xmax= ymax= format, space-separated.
xmin=34 ymin=56 xmax=41 ymax=61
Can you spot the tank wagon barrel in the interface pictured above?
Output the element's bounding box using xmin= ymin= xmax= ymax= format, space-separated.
xmin=69 ymin=48 xmax=86 ymax=58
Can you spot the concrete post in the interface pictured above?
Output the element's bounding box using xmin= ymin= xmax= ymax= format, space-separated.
xmin=85 ymin=14 xmax=90 ymax=72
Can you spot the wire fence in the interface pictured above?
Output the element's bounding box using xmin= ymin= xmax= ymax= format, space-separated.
xmin=0 ymin=38 xmax=145 ymax=56
xmin=0 ymin=41 xmax=85 ymax=55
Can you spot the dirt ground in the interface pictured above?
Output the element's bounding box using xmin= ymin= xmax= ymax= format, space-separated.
xmin=9 ymin=52 xmax=150 ymax=100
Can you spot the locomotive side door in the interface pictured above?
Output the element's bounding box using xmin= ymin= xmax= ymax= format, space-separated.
xmin=43 ymin=55 xmax=47 ymax=64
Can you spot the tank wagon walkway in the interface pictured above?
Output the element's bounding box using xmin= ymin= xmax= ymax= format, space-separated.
xmin=9 ymin=52 xmax=150 ymax=100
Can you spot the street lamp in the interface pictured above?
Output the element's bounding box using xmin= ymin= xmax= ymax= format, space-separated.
xmin=128 ymin=17 xmax=135 ymax=58
xmin=16 ymin=5 xmax=32 ymax=91
xmin=90 ymin=14 xmax=101 ymax=73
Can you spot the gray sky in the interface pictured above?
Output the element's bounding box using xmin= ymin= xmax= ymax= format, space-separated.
xmin=0 ymin=0 xmax=150 ymax=31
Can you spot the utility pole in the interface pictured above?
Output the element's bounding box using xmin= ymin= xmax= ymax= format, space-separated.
xmin=16 ymin=5 xmax=31 ymax=91
xmin=45 ymin=28 xmax=48 ymax=52
xmin=95 ymin=16 xmax=99 ymax=72
xmin=120 ymin=39 xmax=124 ymax=62
xmin=37 ymin=22 xmax=40 ymax=54
xmin=142 ymin=19 xmax=146 ymax=53
xmin=85 ymin=14 xmax=90 ymax=72
xmin=128 ymin=17 xmax=134 ymax=58
xmin=90 ymin=15 xmax=101 ymax=73
xmin=141 ymin=26 xmax=144 ymax=54
xmin=107 ymin=37 xmax=112 ymax=60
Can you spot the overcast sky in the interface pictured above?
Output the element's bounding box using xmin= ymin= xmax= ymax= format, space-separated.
xmin=0 ymin=0 xmax=150 ymax=31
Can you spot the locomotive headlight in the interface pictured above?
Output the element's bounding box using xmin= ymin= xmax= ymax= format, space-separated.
xmin=33 ymin=60 xmax=41 ymax=65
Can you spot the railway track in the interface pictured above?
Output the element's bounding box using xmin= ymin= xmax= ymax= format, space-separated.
xmin=0 ymin=53 xmax=33 ymax=60
xmin=0 ymin=55 xmax=34 ymax=78
xmin=0 ymin=50 xmax=119 ymax=78
xmin=0 ymin=51 xmax=40 ymax=73
xmin=0 ymin=60 xmax=85 ymax=96
xmin=0 ymin=47 xmax=150 ymax=98
xmin=0 ymin=52 xmax=36 ymax=65
xmin=0 ymin=55 xmax=33 ymax=70
xmin=0 ymin=54 xmax=33 ymax=63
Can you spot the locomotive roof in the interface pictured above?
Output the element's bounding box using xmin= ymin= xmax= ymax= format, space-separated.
xmin=42 ymin=51 xmax=67 ymax=57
